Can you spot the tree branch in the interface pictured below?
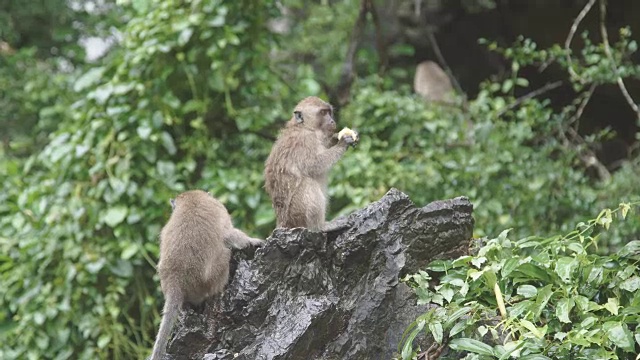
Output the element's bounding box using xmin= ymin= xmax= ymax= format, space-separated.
xmin=558 ymin=84 xmax=612 ymax=182
xmin=368 ymin=0 xmax=388 ymax=73
xmin=598 ymin=0 xmax=640 ymax=118
xmin=564 ymin=0 xmax=597 ymax=82
xmin=426 ymin=30 xmax=465 ymax=98
xmin=497 ymin=81 xmax=563 ymax=117
xmin=336 ymin=0 xmax=369 ymax=106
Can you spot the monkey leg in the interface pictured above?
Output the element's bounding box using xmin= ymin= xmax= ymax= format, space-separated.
xmin=303 ymin=183 xmax=326 ymax=231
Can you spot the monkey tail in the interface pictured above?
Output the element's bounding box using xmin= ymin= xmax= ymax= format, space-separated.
xmin=150 ymin=290 xmax=182 ymax=360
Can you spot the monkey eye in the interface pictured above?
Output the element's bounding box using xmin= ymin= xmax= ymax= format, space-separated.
xmin=320 ymin=109 xmax=331 ymax=116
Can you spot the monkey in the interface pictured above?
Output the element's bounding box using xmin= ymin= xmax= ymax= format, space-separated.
xmin=413 ymin=60 xmax=454 ymax=103
xmin=264 ymin=96 xmax=359 ymax=232
xmin=150 ymin=190 xmax=263 ymax=360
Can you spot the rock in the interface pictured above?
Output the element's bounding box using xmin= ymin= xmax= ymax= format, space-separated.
xmin=166 ymin=188 xmax=474 ymax=360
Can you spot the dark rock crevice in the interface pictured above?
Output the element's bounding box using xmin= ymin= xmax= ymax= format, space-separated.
xmin=166 ymin=188 xmax=474 ymax=360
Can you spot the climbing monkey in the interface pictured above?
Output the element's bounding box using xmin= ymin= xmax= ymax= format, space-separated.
xmin=264 ymin=96 xmax=359 ymax=231
xmin=150 ymin=190 xmax=263 ymax=360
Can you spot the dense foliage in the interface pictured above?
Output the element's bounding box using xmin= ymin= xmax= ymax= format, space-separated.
xmin=0 ymin=0 xmax=638 ymax=359
xmin=400 ymin=203 xmax=640 ymax=359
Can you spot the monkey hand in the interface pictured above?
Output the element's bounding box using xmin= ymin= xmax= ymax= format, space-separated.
xmin=338 ymin=127 xmax=359 ymax=147
xmin=249 ymin=238 xmax=266 ymax=247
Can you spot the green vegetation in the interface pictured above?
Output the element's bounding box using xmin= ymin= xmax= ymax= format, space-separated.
xmin=400 ymin=203 xmax=640 ymax=359
xmin=0 ymin=0 xmax=638 ymax=359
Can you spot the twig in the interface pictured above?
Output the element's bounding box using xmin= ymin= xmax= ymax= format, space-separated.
xmin=567 ymin=127 xmax=611 ymax=182
xmin=417 ymin=334 xmax=448 ymax=360
xmin=426 ymin=30 xmax=465 ymax=98
xmin=564 ymin=0 xmax=597 ymax=82
xmin=598 ymin=0 xmax=640 ymax=118
xmin=558 ymin=84 xmax=612 ymax=182
xmin=368 ymin=0 xmax=388 ymax=73
xmin=568 ymin=83 xmax=596 ymax=127
xmin=497 ymin=81 xmax=563 ymax=117
xmin=336 ymin=0 xmax=369 ymax=105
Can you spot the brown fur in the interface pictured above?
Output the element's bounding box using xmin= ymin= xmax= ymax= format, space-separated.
xmin=264 ymin=96 xmax=357 ymax=231
xmin=413 ymin=60 xmax=454 ymax=103
xmin=150 ymin=190 xmax=263 ymax=360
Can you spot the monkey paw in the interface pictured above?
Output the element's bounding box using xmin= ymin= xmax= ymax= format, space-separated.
xmin=338 ymin=127 xmax=359 ymax=147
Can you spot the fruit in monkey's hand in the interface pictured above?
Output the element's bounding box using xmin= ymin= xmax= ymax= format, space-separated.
xmin=338 ymin=127 xmax=359 ymax=147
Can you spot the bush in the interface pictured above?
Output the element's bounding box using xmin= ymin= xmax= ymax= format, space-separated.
xmin=0 ymin=1 xmax=292 ymax=358
xmin=400 ymin=202 xmax=640 ymax=359
xmin=334 ymin=78 xmax=598 ymax=239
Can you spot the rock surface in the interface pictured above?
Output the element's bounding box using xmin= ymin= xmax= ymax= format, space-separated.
xmin=167 ymin=188 xmax=474 ymax=360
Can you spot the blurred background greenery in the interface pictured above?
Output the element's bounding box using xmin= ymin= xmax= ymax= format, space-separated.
xmin=0 ymin=0 xmax=638 ymax=358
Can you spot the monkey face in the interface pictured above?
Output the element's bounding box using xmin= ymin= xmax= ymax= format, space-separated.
xmin=317 ymin=107 xmax=336 ymax=133
xmin=291 ymin=97 xmax=337 ymax=136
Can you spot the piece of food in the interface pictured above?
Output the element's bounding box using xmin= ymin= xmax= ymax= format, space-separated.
xmin=338 ymin=127 xmax=359 ymax=142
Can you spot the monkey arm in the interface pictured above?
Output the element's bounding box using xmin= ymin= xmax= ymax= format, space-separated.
xmin=305 ymin=142 xmax=349 ymax=177
xmin=223 ymin=228 xmax=264 ymax=249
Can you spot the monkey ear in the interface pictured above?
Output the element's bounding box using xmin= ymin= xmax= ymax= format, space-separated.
xmin=170 ymin=198 xmax=176 ymax=209
xmin=294 ymin=111 xmax=304 ymax=124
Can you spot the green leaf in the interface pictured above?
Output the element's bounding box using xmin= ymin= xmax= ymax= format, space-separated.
xmin=618 ymin=241 xmax=640 ymax=258
xmin=440 ymin=286 xmax=454 ymax=303
xmin=449 ymin=321 xmax=467 ymax=337
xmin=104 ymin=206 xmax=128 ymax=227
xmin=517 ymin=285 xmax=537 ymax=298
xmin=483 ymin=270 xmax=497 ymax=287
xmin=586 ymin=266 xmax=603 ymax=285
xmin=556 ymin=298 xmax=575 ymax=323
xmin=520 ymin=319 xmax=547 ymax=339
xmin=131 ymin=0 xmax=151 ymax=14
xmin=110 ymin=259 xmax=133 ymax=278
xmin=620 ymin=276 xmax=640 ymax=292
xmin=532 ymin=284 xmax=554 ymax=320
xmin=74 ymin=67 xmax=105 ymax=92
xmin=478 ymin=325 xmax=488 ymax=337
xmin=178 ymin=27 xmax=193 ymax=46
xmin=471 ymin=256 xmax=487 ymax=269
xmin=604 ymin=322 xmax=634 ymax=351
xmin=137 ymin=125 xmax=152 ymax=140
xmin=566 ymin=242 xmax=584 ymax=254
xmin=501 ymin=257 xmax=519 ymax=277
xmin=97 ymin=334 xmax=111 ymax=349
xmin=444 ymin=307 xmax=472 ymax=328
xmin=161 ymin=131 xmax=177 ymax=155
xmin=554 ymin=257 xmax=577 ymax=282
xmin=575 ymin=295 xmax=602 ymax=312
xmin=617 ymin=265 xmax=636 ymax=280
xmin=451 ymin=256 xmax=473 ymax=267
xmin=121 ymin=243 xmax=138 ymax=260
xmin=429 ymin=321 xmax=443 ymax=344
xmin=449 ymin=338 xmax=495 ymax=356
xmin=604 ymin=297 xmax=619 ymax=315
xmin=400 ymin=319 xmax=425 ymax=359
xmin=469 ymin=269 xmax=484 ymax=281
xmin=0 ymin=320 xmax=18 ymax=335
xmin=428 ymin=260 xmax=451 ymax=272
xmin=516 ymin=263 xmax=552 ymax=282
xmin=519 ymin=356 xmax=552 ymax=360
xmin=300 ymin=78 xmax=321 ymax=95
